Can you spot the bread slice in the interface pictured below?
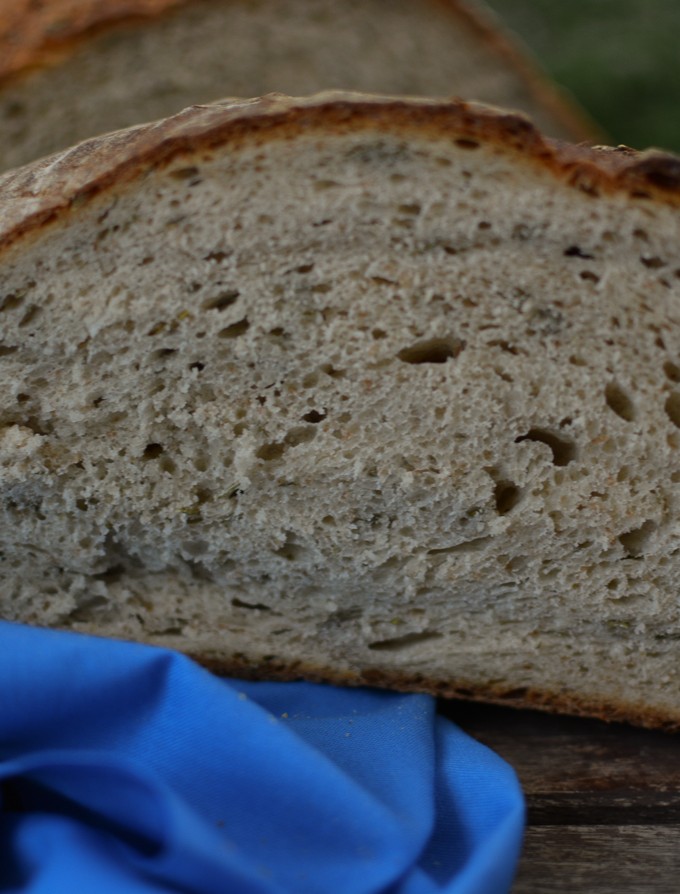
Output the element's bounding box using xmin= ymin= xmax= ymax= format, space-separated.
xmin=1 ymin=92 xmax=679 ymax=729
xmin=0 ymin=0 xmax=597 ymax=172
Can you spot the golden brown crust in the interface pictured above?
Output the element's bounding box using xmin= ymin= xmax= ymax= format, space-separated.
xmin=192 ymin=649 xmax=680 ymax=733
xmin=1 ymin=92 xmax=680 ymax=260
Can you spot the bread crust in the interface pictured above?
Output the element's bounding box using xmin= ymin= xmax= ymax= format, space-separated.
xmin=193 ymin=651 xmax=680 ymax=733
xmin=1 ymin=91 xmax=679 ymax=260
xmin=0 ymin=0 xmax=598 ymax=141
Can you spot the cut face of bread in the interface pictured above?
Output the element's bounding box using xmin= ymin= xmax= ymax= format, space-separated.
xmin=1 ymin=94 xmax=680 ymax=728
xmin=0 ymin=0 xmax=596 ymax=172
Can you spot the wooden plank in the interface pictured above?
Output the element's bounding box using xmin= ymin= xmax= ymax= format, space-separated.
xmin=439 ymin=700 xmax=680 ymax=891
xmin=514 ymin=826 xmax=680 ymax=894
xmin=442 ymin=702 xmax=680 ymax=816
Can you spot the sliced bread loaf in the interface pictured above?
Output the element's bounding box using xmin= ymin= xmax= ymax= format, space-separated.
xmin=0 ymin=0 xmax=596 ymax=172
xmin=1 ymin=93 xmax=679 ymax=728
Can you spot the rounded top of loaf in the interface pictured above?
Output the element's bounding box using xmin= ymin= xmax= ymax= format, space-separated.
xmin=1 ymin=91 xmax=679 ymax=255
xmin=0 ymin=0 xmax=597 ymax=143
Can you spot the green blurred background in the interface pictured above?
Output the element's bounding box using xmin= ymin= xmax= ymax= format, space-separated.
xmin=485 ymin=0 xmax=680 ymax=151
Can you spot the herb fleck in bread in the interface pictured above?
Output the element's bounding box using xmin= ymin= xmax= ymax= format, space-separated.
xmin=0 ymin=0 xmax=596 ymax=172
xmin=1 ymin=93 xmax=679 ymax=728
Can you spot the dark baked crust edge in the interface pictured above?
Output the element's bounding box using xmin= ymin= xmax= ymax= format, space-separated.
xmin=191 ymin=650 xmax=680 ymax=733
xmin=1 ymin=92 xmax=679 ymax=260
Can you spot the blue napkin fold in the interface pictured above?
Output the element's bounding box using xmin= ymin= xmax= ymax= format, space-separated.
xmin=0 ymin=623 xmax=524 ymax=893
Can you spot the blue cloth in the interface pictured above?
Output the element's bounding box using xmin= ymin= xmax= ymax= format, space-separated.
xmin=0 ymin=623 xmax=525 ymax=893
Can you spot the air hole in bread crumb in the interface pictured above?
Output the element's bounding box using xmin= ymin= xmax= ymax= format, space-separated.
xmin=193 ymin=455 xmax=209 ymax=472
xmin=398 ymin=202 xmax=421 ymax=216
xmin=142 ymin=443 xmax=164 ymax=460
xmin=320 ymin=363 xmax=345 ymax=378
xmin=204 ymin=250 xmax=229 ymax=263
xmin=372 ymin=328 xmax=387 ymax=340
xmin=515 ymin=429 xmax=576 ymax=466
xmin=218 ymin=318 xmax=249 ymax=338
xmin=607 ymin=578 xmax=621 ymax=591
xmin=493 ymin=481 xmax=521 ymax=515
xmin=663 ymin=361 xmax=680 ymax=383
xmin=605 ymin=383 xmax=636 ymax=422
xmin=455 ymin=138 xmax=479 ymax=150
xmin=665 ymin=393 xmax=680 ymax=428
xmin=368 ymin=631 xmax=443 ymax=651
xmin=487 ymin=339 xmax=519 ymax=355
xmin=285 ymin=426 xmax=317 ymax=447
xmin=619 ymin=520 xmax=656 ymax=557
xmin=257 ymin=442 xmax=285 ymax=461
xmin=232 ymin=597 xmax=272 ymax=612
xmin=569 ymin=355 xmax=587 ymax=367
xmin=580 ymin=270 xmax=600 ymax=283
xmin=168 ymin=166 xmax=200 ymax=180
xmin=18 ymin=305 xmax=40 ymax=327
xmin=194 ymin=487 xmax=212 ymax=505
xmin=428 ymin=535 xmax=491 ymax=555
xmin=398 ymin=337 xmax=464 ymax=364
xmin=322 ymin=515 xmax=336 ymax=526
xmin=302 ymin=410 xmax=326 ymax=424
xmin=160 ymin=456 xmax=176 ymax=475
xmin=0 ymin=345 xmax=18 ymax=357
xmin=564 ymin=245 xmax=594 ymax=259
xmin=275 ymin=533 xmax=305 ymax=561
xmin=181 ymin=540 xmax=208 ymax=558
xmin=641 ymin=255 xmax=666 ymax=269
xmin=203 ymin=290 xmax=239 ymax=311
xmin=0 ymin=292 xmax=25 ymax=312
xmin=370 ymin=275 xmax=396 ymax=286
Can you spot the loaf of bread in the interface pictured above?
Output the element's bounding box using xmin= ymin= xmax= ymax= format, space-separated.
xmin=0 ymin=0 xmax=596 ymax=172
xmin=1 ymin=93 xmax=679 ymax=728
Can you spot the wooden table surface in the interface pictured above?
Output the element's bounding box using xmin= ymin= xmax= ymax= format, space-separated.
xmin=440 ymin=700 xmax=680 ymax=893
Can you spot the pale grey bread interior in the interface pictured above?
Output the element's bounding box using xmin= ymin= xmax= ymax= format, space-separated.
xmin=1 ymin=95 xmax=680 ymax=723
xmin=0 ymin=0 xmax=592 ymax=173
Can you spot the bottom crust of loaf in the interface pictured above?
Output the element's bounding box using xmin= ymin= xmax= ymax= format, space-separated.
xmin=189 ymin=650 xmax=680 ymax=734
